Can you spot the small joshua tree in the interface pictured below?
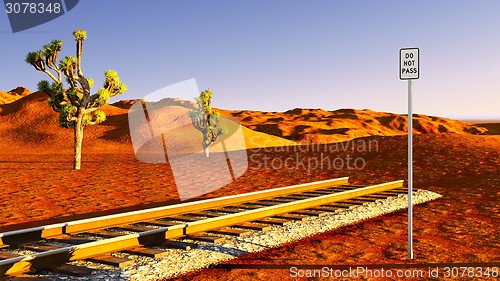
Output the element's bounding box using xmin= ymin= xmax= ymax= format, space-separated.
xmin=26 ymin=29 xmax=127 ymax=170
xmin=189 ymin=89 xmax=225 ymax=157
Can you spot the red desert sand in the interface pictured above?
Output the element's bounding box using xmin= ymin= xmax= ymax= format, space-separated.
xmin=0 ymin=89 xmax=498 ymax=280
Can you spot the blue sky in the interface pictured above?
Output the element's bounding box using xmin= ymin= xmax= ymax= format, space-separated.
xmin=1 ymin=0 xmax=499 ymax=119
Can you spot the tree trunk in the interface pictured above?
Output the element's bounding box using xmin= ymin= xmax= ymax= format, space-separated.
xmin=204 ymin=146 xmax=210 ymax=158
xmin=73 ymin=120 xmax=84 ymax=170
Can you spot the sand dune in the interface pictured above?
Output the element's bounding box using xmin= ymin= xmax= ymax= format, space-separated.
xmin=0 ymin=91 xmax=294 ymax=152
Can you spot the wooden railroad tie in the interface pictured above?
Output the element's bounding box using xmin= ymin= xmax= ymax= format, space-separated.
xmin=50 ymin=235 xmax=95 ymax=245
xmin=183 ymin=235 xmax=225 ymax=243
xmin=121 ymin=247 xmax=169 ymax=258
xmin=208 ymin=228 xmax=250 ymax=237
xmin=21 ymin=245 xmax=59 ymax=252
xmin=252 ymin=218 xmax=291 ymax=226
xmin=157 ymin=240 xmax=197 ymax=250
xmin=146 ymin=219 xmax=181 ymax=227
xmin=51 ymin=264 xmax=94 ymax=277
xmin=272 ymin=213 xmax=309 ymax=221
xmin=113 ymin=225 xmax=157 ymax=233
xmin=291 ymin=210 xmax=326 ymax=217
xmin=87 ymin=255 xmax=134 ymax=268
xmin=232 ymin=222 xmax=271 ymax=231
xmin=308 ymin=206 xmax=343 ymax=213
xmin=0 ymin=252 xmax=21 ymax=260
xmin=86 ymin=230 xmax=125 ymax=238
xmin=267 ymin=198 xmax=296 ymax=203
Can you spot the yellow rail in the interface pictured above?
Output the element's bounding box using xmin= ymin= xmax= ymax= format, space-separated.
xmin=0 ymin=177 xmax=349 ymax=246
xmin=0 ymin=179 xmax=404 ymax=277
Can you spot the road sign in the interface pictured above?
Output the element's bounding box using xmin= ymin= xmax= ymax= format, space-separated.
xmin=400 ymin=47 xmax=419 ymax=260
xmin=400 ymin=48 xmax=419 ymax=80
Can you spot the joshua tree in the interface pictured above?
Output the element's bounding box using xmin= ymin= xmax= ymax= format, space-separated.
xmin=25 ymin=29 xmax=127 ymax=170
xmin=189 ymin=89 xmax=225 ymax=157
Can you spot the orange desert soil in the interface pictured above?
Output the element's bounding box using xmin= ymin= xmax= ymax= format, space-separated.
xmin=167 ymin=134 xmax=499 ymax=281
xmin=0 ymin=134 xmax=498 ymax=281
xmin=0 ymin=90 xmax=498 ymax=280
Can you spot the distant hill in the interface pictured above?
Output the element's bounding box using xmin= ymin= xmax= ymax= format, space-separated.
xmin=0 ymin=91 xmax=295 ymax=152
xmin=473 ymin=123 xmax=500 ymax=135
xmin=0 ymin=88 xmax=490 ymax=152
xmin=217 ymin=108 xmax=489 ymax=143
xmin=0 ymin=87 xmax=31 ymax=104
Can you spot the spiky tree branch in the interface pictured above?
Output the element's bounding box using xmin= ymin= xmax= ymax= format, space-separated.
xmin=189 ymin=89 xmax=226 ymax=157
xmin=25 ymin=29 xmax=127 ymax=169
xmin=43 ymin=40 xmax=63 ymax=82
xmin=73 ymin=29 xmax=86 ymax=77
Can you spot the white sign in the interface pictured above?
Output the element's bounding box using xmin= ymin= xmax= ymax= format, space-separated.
xmin=400 ymin=48 xmax=419 ymax=80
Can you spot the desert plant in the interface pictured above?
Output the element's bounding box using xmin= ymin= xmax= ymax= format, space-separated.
xmin=189 ymin=89 xmax=225 ymax=157
xmin=26 ymin=29 xmax=127 ymax=170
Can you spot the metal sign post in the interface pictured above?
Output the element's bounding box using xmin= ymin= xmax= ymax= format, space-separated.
xmin=407 ymin=79 xmax=413 ymax=259
xmin=400 ymin=48 xmax=419 ymax=260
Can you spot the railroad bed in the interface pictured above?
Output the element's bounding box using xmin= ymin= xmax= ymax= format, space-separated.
xmin=0 ymin=177 xmax=412 ymax=278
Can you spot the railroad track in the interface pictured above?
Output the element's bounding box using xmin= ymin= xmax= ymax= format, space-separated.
xmin=0 ymin=177 xmax=411 ymax=278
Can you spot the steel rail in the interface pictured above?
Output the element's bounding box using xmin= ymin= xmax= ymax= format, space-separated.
xmin=0 ymin=179 xmax=403 ymax=276
xmin=0 ymin=177 xmax=349 ymax=247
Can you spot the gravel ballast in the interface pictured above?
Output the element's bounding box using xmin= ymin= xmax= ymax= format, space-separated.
xmin=31 ymin=189 xmax=442 ymax=281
